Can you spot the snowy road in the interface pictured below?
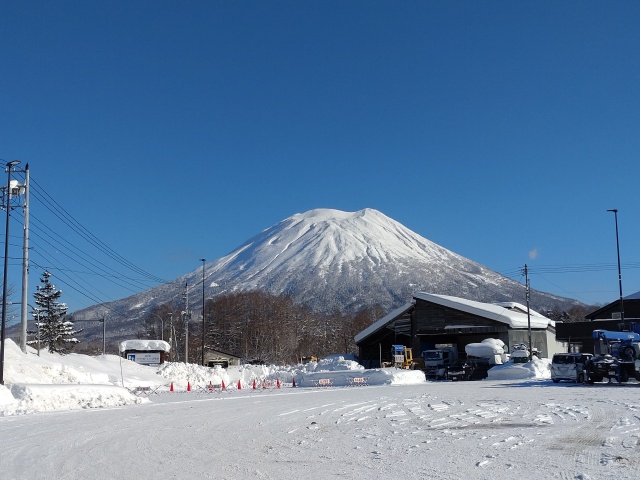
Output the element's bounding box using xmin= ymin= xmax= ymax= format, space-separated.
xmin=2 ymin=380 xmax=640 ymax=479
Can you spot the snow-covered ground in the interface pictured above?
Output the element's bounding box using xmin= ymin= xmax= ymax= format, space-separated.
xmin=1 ymin=339 xmax=639 ymax=479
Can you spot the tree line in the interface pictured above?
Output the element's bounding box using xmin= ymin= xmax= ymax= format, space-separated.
xmin=140 ymin=291 xmax=383 ymax=364
xmin=25 ymin=268 xmax=600 ymax=361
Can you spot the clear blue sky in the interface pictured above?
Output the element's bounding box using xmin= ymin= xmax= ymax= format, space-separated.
xmin=1 ymin=1 xmax=639 ymax=314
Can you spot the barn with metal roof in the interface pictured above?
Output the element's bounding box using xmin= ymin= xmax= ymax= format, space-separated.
xmin=355 ymin=292 xmax=562 ymax=368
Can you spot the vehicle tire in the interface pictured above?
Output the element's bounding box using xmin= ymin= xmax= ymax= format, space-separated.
xmin=577 ymin=373 xmax=585 ymax=384
xmin=620 ymin=369 xmax=629 ymax=383
xmin=622 ymin=347 xmax=636 ymax=360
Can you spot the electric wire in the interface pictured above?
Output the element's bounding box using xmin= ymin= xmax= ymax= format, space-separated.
xmin=3 ymin=170 xmax=175 ymax=311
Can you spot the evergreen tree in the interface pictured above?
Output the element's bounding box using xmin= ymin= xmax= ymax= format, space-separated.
xmin=32 ymin=271 xmax=80 ymax=354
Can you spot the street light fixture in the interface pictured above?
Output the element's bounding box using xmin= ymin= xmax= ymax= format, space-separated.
xmin=1 ymin=160 xmax=20 ymax=385
xmin=607 ymin=209 xmax=624 ymax=327
xmin=200 ymin=258 xmax=206 ymax=366
xmin=144 ymin=311 xmax=167 ymax=341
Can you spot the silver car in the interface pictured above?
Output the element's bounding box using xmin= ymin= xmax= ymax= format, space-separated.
xmin=551 ymin=353 xmax=593 ymax=383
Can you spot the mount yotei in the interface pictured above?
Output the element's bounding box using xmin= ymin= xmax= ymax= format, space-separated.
xmin=74 ymin=208 xmax=579 ymax=326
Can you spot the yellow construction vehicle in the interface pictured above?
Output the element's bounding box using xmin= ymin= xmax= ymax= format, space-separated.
xmin=382 ymin=345 xmax=416 ymax=369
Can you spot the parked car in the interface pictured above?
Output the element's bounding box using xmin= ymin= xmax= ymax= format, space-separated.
xmin=551 ymin=353 xmax=593 ymax=383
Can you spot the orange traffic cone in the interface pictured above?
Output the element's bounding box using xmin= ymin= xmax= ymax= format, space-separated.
xmin=276 ymin=379 xmax=281 ymax=389
xmin=252 ymin=379 xmax=257 ymax=390
xmin=292 ymin=377 xmax=296 ymax=388
xmin=221 ymin=380 xmax=226 ymax=390
xmin=187 ymin=382 xmax=191 ymax=392
xmin=237 ymin=379 xmax=242 ymax=390
xmin=170 ymin=382 xmax=174 ymax=392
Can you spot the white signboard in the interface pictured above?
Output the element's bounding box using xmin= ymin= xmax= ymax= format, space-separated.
xmin=127 ymin=352 xmax=161 ymax=365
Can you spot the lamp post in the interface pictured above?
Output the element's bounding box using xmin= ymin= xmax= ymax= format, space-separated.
xmin=0 ymin=160 xmax=20 ymax=385
xmin=200 ymin=258 xmax=206 ymax=366
xmin=145 ymin=311 xmax=167 ymax=341
xmin=607 ymin=209 xmax=624 ymax=327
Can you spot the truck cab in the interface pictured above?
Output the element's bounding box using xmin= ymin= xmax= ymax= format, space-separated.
xmin=422 ymin=346 xmax=457 ymax=380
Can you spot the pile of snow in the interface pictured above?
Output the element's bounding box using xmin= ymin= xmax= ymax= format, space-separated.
xmin=487 ymin=357 xmax=551 ymax=380
xmin=0 ymin=339 xmax=553 ymax=416
xmin=119 ymin=339 xmax=171 ymax=352
xmin=465 ymin=338 xmax=505 ymax=357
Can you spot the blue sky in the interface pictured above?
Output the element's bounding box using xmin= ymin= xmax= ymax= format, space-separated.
xmin=1 ymin=1 xmax=639 ymax=314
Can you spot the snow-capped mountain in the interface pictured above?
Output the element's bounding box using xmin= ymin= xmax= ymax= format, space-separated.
xmin=74 ymin=208 xmax=578 ymax=332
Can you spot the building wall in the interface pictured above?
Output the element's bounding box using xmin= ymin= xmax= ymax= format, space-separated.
xmin=357 ymin=298 xmax=560 ymax=364
xmin=204 ymin=351 xmax=241 ymax=367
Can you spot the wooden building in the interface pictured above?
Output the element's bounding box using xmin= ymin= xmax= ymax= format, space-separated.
xmin=119 ymin=339 xmax=171 ymax=365
xmin=203 ymin=349 xmax=242 ymax=368
xmin=355 ymin=292 xmax=562 ymax=368
xmin=555 ymin=291 xmax=640 ymax=353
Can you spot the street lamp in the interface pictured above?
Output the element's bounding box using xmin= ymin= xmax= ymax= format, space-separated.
xmin=1 ymin=160 xmax=20 ymax=385
xmin=144 ymin=311 xmax=167 ymax=341
xmin=607 ymin=209 xmax=624 ymax=327
xmin=200 ymin=258 xmax=206 ymax=366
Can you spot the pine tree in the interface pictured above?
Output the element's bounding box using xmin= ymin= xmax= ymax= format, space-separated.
xmin=32 ymin=270 xmax=80 ymax=354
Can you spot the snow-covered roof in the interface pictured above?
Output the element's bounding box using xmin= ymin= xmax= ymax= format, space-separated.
xmin=119 ymin=340 xmax=171 ymax=353
xmin=492 ymin=301 xmax=546 ymax=318
xmin=354 ymin=302 xmax=414 ymax=344
xmin=414 ymin=292 xmax=554 ymax=329
xmin=354 ymin=294 xmax=555 ymax=344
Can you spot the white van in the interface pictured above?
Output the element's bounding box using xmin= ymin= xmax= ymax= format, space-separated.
xmin=551 ymin=353 xmax=593 ymax=383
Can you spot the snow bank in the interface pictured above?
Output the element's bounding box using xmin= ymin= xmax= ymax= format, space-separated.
xmin=119 ymin=340 xmax=171 ymax=353
xmin=487 ymin=357 xmax=551 ymax=380
xmin=2 ymin=384 xmax=147 ymax=416
xmin=0 ymin=339 xmax=553 ymax=417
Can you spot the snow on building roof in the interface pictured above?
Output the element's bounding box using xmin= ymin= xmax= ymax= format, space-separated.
xmin=414 ymin=292 xmax=554 ymax=329
xmin=354 ymin=302 xmax=414 ymax=344
xmin=354 ymin=294 xmax=555 ymax=345
xmin=492 ymin=301 xmax=546 ymax=318
xmin=119 ymin=340 xmax=171 ymax=353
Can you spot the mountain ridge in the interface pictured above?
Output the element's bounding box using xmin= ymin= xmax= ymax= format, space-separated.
xmin=72 ymin=208 xmax=580 ymax=337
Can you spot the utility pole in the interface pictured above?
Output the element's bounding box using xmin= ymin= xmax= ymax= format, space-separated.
xmin=607 ymin=209 xmax=624 ymax=328
xmin=102 ymin=315 xmax=106 ymax=355
xmin=168 ymin=311 xmax=174 ymax=361
xmin=20 ymin=164 xmax=30 ymax=353
xmin=1 ymin=160 xmax=20 ymax=385
xmin=200 ymin=258 xmax=206 ymax=366
xmin=183 ymin=282 xmax=190 ymax=363
xmin=524 ymin=264 xmax=532 ymax=361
